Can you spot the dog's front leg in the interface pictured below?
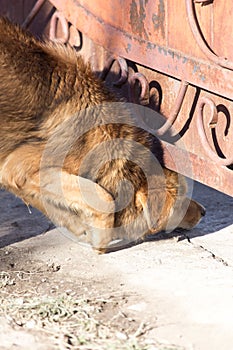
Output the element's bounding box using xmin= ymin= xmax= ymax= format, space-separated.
xmin=1 ymin=147 xmax=115 ymax=253
xmin=39 ymin=169 xmax=116 ymax=253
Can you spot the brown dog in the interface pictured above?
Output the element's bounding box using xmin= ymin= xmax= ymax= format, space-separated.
xmin=0 ymin=17 xmax=205 ymax=252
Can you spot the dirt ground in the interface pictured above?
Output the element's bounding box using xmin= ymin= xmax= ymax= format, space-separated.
xmin=0 ymin=181 xmax=233 ymax=350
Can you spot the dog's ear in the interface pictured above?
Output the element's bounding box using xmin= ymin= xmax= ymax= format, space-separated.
xmin=136 ymin=190 xmax=155 ymax=231
xmin=135 ymin=178 xmax=168 ymax=233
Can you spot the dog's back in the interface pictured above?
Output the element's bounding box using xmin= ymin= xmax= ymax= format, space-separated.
xmin=0 ymin=17 xmax=204 ymax=252
xmin=0 ymin=17 xmax=115 ymax=157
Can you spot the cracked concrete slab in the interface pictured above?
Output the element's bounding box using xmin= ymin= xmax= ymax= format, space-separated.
xmin=0 ymin=181 xmax=233 ymax=349
xmin=187 ymin=183 xmax=233 ymax=267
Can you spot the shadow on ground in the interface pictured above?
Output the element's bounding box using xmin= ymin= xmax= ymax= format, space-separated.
xmin=0 ymin=190 xmax=53 ymax=249
xmin=1 ymin=180 xmax=232 ymax=251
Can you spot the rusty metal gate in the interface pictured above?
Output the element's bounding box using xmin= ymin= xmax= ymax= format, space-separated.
xmin=1 ymin=0 xmax=233 ymax=196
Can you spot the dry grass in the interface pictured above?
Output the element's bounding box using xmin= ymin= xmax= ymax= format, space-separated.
xmin=0 ymin=270 xmax=184 ymax=350
xmin=0 ymin=294 xmax=150 ymax=349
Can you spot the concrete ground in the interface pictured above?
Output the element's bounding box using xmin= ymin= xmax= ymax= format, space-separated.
xmin=0 ymin=181 xmax=233 ymax=350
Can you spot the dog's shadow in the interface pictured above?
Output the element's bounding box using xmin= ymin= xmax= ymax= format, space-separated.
xmin=1 ymin=180 xmax=233 ymax=252
xmin=0 ymin=190 xmax=53 ymax=249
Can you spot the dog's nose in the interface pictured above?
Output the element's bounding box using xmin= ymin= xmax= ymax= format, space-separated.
xmin=200 ymin=206 xmax=206 ymax=217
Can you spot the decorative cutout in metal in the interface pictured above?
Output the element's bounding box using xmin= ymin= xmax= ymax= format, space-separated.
xmin=49 ymin=11 xmax=69 ymax=43
xmin=197 ymin=97 xmax=233 ymax=166
xmin=156 ymin=80 xmax=189 ymax=136
xmin=194 ymin=0 xmax=214 ymax=4
xmin=128 ymin=72 xmax=150 ymax=105
xmin=22 ymin=1 xmax=75 ymax=45
xmin=19 ymin=0 xmax=233 ymax=191
xmin=100 ymin=54 xmax=233 ymax=165
xmin=99 ymin=56 xmax=128 ymax=87
xmin=186 ymin=0 xmax=233 ymax=70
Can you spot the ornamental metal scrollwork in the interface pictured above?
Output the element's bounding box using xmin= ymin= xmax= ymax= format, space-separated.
xmin=128 ymin=72 xmax=150 ymax=105
xmin=102 ymin=61 xmax=189 ymax=137
xmin=156 ymin=80 xmax=189 ymax=136
xmin=22 ymin=1 xmax=69 ymax=44
xmin=21 ymin=1 xmax=233 ymax=168
xmin=196 ymin=96 xmax=233 ymax=165
xmin=49 ymin=11 xmax=69 ymax=44
xmin=185 ymin=0 xmax=233 ymax=70
xmin=99 ymin=56 xmax=128 ymax=87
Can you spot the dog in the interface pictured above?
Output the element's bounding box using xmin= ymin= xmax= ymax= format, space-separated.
xmin=0 ymin=17 xmax=205 ymax=253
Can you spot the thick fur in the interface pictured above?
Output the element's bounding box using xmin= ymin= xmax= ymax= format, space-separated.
xmin=0 ymin=17 xmax=205 ymax=252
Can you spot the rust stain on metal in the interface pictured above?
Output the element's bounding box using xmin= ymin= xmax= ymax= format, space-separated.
xmin=22 ymin=0 xmax=46 ymax=28
xmin=162 ymin=141 xmax=233 ymax=197
xmin=152 ymin=0 xmax=165 ymax=38
xmin=185 ymin=0 xmax=233 ymax=71
xmin=49 ymin=0 xmax=233 ymax=99
xmin=19 ymin=0 xmax=233 ymax=196
xmin=130 ymin=0 xmax=149 ymax=40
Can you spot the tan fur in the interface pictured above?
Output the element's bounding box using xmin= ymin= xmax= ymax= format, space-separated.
xmin=0 ymin=17 xmax=205 ymax=253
